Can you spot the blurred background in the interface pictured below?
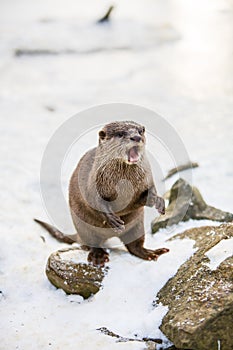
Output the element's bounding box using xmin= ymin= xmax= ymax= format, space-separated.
xmin=1 ymin=0 xmax=233 ymax=222
xmin=1 ymin=2 xmax=233 ymax=348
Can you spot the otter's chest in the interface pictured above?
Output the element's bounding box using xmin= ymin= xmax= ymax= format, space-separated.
xmin=104 ymin=166 xmax=148 ymax=212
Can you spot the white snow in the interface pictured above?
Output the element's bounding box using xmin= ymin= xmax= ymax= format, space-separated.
xmin=204 ymin=238 xmax=233 ymax=270
xmin=1 ymin=0 xmax=233 ymax=349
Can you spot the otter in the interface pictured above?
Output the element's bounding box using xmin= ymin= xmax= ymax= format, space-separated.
xmin=35 ymin=121 xmax=169 ymax=266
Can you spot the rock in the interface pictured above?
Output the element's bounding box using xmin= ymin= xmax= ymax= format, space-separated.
xmin=152 ymin=179 xmax=233 ymax=233
xmin=46 ymin=247 xmax=107 ymax=299
xmin=157 ymin=223 xmax=233 ymax=350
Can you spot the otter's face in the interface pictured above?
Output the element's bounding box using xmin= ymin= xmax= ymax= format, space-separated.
xmin=98 ymin=121 xmax=146 ymax=165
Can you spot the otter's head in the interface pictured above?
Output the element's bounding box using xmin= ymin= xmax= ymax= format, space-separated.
xmin=98 ymin=121 xmax=146 ymax=165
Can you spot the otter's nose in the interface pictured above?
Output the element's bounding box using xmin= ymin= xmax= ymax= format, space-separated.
xmin=130 ymin=135 xmax=142 ymax=143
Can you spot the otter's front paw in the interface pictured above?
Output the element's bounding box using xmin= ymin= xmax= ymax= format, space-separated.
xmin=155 ymin=196 xmax=165 ymax=215
xmin=105 ymin=213 xmax=125 ymax=233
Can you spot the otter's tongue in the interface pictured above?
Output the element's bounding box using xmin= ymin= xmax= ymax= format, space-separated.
xmin=128 ymin=147 xmax=139 ymax=163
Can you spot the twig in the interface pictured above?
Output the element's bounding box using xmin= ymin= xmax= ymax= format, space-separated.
xmin=97 ymin=6 xmax=114 ymax=24
xmin=14 ymin=49 xmax=76 ymax=57
xmin=163 ymin=162 xmax=199 ymax=181
xmin=97 ymin=327 xmax=162 ymax=344
xmin=40 ymin=235 xmax=46 ymax=243
xmin=14 ymin=46 xmax=131 ymax=57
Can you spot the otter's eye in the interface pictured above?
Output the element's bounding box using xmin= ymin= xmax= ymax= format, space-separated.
xmin=116 ymin=131 xmax=125 ymax=138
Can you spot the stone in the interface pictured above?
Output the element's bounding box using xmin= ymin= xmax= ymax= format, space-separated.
xmin=152 ymin=179 xmax=233 ymax=233
xmin=46 ymin=247 xmax=107 ymax=299
xmin=157 ymin=223 xmax=233 ymax=350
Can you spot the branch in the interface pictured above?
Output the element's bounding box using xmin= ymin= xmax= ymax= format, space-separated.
xmin=97 ymin=327 xmax=162 ymax=344
xmin=163 ymin=162 xmax=199 ymax=181
xmin=97 ymin=6 xmax=114 ymax=24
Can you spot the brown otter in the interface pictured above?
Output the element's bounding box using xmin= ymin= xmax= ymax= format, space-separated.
xmin=35 ymin=121 xmax=169 ymax=266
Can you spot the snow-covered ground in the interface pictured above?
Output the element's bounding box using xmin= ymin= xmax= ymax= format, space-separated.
xmin=1 ymin=0 xmax=233 ymax=349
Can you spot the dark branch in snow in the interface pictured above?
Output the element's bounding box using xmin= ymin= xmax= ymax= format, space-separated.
xmin=163 ymin=162 xmax=199 ymax=181
xmin=14 ymin=49 xmax=76 ymax=57
xmin=14 ymin=46 xmax=131 ymax=57
xmin=97 ymin=6 xmax=114 ymax=24
xmin=97 ymin=327 xmax=162 ymax=344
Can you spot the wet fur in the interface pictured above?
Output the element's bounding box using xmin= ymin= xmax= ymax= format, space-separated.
xmin=35 ymin=121 xmax=168 ymax=266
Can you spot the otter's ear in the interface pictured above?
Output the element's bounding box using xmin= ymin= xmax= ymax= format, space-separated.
xmin=99 ymin=129 xmax=106 ymax=140
xmin=139 ymin=126 xmax=145 ymax=135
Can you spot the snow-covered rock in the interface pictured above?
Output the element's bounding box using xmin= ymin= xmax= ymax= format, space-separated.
xmin=46 ymin=247 xmax=107 ymax=298
xmin=152 ymin=179 xmax=233 ymax=233
xmin=157 ymin=223 xmax=233 ymax=350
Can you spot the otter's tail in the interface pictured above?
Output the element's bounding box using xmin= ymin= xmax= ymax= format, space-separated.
xmin=34 ymin=218 xmax=77 ymax=244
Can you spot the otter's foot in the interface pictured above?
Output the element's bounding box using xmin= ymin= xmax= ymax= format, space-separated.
xmin=87 ymin=248 xmax=109 ymax=267
xmin=127 ymin=247 xmax=169 ymax=261
xmin=125 ymin=236 xmax=169 ymax=261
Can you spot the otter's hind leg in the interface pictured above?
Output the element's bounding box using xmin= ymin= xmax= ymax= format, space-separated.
xmin=77 ymin=228 xmax=109 ymax=267
xmin=120 ymin=221 xmax=169 ymax=261
xmin=124 ymin=235 xmax=169 ymax=261
xmin=87 ymin=248 xmax=109 ymax=267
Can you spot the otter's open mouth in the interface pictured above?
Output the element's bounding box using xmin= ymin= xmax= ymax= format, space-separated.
xmin=128 ymin=146 xmax=140 ymax=163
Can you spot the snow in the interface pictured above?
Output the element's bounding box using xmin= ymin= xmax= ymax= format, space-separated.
xmin=1 ymin=0 xmax=233 ymax=349
xmin=204 ymin=237 xmax=233 ymax=270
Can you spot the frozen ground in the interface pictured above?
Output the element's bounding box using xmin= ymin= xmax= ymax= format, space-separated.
xmin=1 ymin=0 xmax=233 ymax=349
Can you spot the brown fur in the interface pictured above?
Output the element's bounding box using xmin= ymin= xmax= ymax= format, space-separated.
xmin=35 ymin=121 xmax=169 ymax=266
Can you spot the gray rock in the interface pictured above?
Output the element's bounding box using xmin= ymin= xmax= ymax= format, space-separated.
xmin=152 ymin=179 xmax=233 ymax=233
xmin=157 ymin=223 xmax=233 ymax=350
xmin=46 ymin=247 xmax=107 ymax=299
